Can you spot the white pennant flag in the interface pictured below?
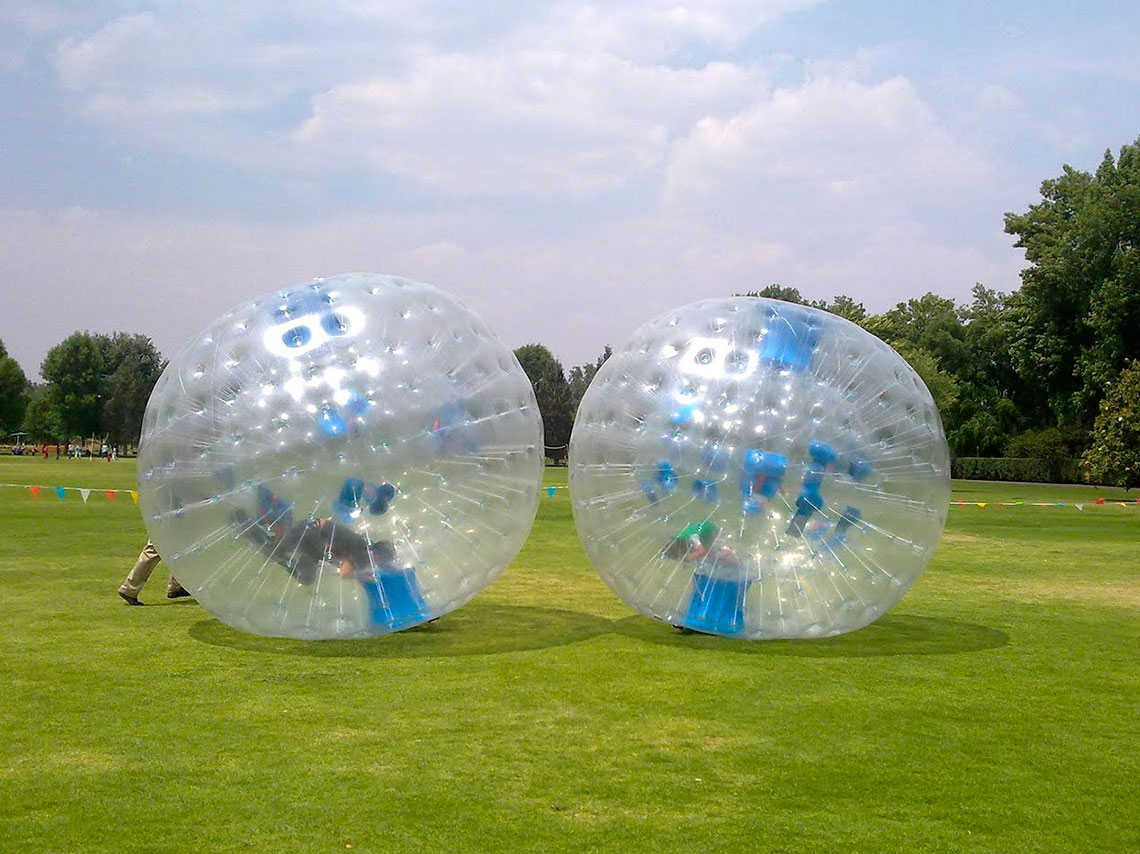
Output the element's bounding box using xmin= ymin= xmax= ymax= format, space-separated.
xmin=1075 ymin=503 xmax=1084 ymax=511
xmin=80 ymin=489 xmax=91 ymax=503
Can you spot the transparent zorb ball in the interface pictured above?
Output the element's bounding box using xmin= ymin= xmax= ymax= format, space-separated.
xmin=569 ymin=297 xmax=950 ymax=639
xmin=138 ymin=273 xmax=543 ymax=639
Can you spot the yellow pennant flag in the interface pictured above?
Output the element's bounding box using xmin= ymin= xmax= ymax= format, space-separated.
xmin=976 ymin=502 xmax=986 ymax=508
xmin=130 ymin=490 xmax=138 ymax=505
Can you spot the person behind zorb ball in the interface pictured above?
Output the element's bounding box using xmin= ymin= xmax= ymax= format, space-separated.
xmin=569 ymin=297 xmax=951 ymax=639
xmin=137 ymin=273 xmax=544 ymax=639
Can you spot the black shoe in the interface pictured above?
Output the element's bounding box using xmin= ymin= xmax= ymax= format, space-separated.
xmin=119 ymin=591 xmax=142 ymax=606
xmin=167 ymin=588 xmax=192 ymax=599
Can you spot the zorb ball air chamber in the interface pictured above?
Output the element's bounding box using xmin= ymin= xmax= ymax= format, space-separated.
xmin=138 ymin=273 xmax=543 ymax=639
xmin=569 ymin=297 xmax=951 ymax=639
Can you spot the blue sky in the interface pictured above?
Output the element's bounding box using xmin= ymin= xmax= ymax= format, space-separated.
xmin=2 ymin=0 xmax=1139 ymax=378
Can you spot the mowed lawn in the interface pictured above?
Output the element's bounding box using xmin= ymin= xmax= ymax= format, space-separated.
xmin=0 ymin=457 xmax=1137 ymax=853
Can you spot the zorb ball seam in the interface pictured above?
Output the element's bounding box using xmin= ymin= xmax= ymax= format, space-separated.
xmin=137 ymin=273 xmax=544 ymax=639
xmin=568 ymin=297 xmax=951 ymax=639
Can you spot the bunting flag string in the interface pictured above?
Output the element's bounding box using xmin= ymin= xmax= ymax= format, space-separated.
xmin=0 ymin=482 xmax=140 ymax=504
xmin=949 ymin=499 xmax=1139 ymax=508
xmin=1 ymin=480 xmax=1137 ymax=508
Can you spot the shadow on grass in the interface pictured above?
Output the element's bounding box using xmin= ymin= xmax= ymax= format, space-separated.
xmin=612 ymin=612 xmax=1008 ymax=657
xmin=188 ymin=601 xmax=614 ymax=658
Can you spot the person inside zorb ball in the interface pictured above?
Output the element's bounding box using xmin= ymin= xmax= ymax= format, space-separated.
xmin=137 ymin=273 xmax=543 ymax=639
xmin=569 ymin=297 xmax=951 ymax=639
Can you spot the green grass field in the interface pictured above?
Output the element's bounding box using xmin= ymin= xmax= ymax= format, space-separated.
xmin=1 ymin=457 xmax=1137 ymax=853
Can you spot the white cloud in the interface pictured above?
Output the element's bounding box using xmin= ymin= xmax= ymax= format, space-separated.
xmin=56 ymin=12 xmax=163 ymax=91
xmin=974 ymin=82 xmax=1019 ymax=114
xmin=537 ymin=0 xmax=823 ymax=60
xmin=46 ymin=1 xmax=795 ymax=190
xmin=664 ymin=73 xmax=993 ymax=237
xmin=296 ymin=51 xmax=757 ymax=195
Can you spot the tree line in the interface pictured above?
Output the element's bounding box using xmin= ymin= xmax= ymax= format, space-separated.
xmin=0 ymin=332 xmax=165 ymax=451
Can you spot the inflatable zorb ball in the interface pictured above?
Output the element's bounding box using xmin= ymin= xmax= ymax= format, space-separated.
xmin=138 ymin=273 xmax=543 ymax=639
xmin=569 ymin=297 xmax=950 ymax=639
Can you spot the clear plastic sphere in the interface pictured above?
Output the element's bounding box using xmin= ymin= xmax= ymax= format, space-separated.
xmin=569 ymin=297 xmax=950 ymax=639
xmin=138 ymin=273 xmax=543 ymax=639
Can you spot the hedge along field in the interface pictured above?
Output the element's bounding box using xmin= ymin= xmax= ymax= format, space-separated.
xmin=0 ymin=457 xmax=1138 ymax=853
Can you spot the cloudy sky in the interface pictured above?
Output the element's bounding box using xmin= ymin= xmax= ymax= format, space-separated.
xmin=2 ymin=0 xmax=1138 ymax=378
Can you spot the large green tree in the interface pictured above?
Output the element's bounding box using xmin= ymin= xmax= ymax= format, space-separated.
xmin=514 ymin=343 xmax=572 ymax=464
xmin=863 ymin=293 xmax=970 ymax=378
xmin=40 ymin=332 xmax=105 ymax=440
xmin=99 ymin=333 xmax=165 ymax=446
xmin=38 ymin=330 xmax=165 ymax=445
xmin=0 ymin=339 xmax=30 ymax=434
xmin=1004 ymin=136 xmax=1140 ymax=427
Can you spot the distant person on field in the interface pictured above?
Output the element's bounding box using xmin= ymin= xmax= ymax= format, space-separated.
xmin=118 ymin=540 xmax=191 ymax=606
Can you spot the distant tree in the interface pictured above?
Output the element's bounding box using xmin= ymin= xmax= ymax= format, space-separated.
xmin=742 ymin=284 xmax=805 ymax=304
xmin=567 ymin=345 xmax=612 ymax=421
xmin=812 ymin=294 xmax=868 ymax=324
xmin=41 ymin=332 xmax=105 ymax=440
xmin=1004 ymin=427 xmax=1071 ymax=462
xmin=0 ymin=338 xmax=30 ymax=434
xmin=22 ymin=386 xmax=63 ymax=442
xmin=742 ymin=286 xmax=867 ymax=323
xmin=99 ymin=333 xmax=165 ymax=446
xmin=1082 ymin=361 xmax=1140 ymax=489
xmin=957 ymin=286 xmax=1018 ymax=391
xmin=514 ymin=343 xmax=572 ymax=464
xmin=863 ymin=293 xmax=969 ymax=377
xmin=947 ymin=393 xmax=1021 ymax=457
xmin=936 ymin=284 xmax=1045 ymax=456
xmin=1004 ymin=135 xmax=1140 ymax=427
xmin=892 ymin=341 xmax=959 ymax=417
xmin=947 ymin=407 xmax=1018 ymax=457
xmin=37 ymin=330 xmax=165 ymax=446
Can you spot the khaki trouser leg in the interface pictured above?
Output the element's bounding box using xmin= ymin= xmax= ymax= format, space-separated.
xmin=119 ymin=541 xmax=161 ymax=597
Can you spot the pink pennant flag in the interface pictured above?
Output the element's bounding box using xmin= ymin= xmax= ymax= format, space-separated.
xmin=29 ymin=486 xmax=40 ymax=499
